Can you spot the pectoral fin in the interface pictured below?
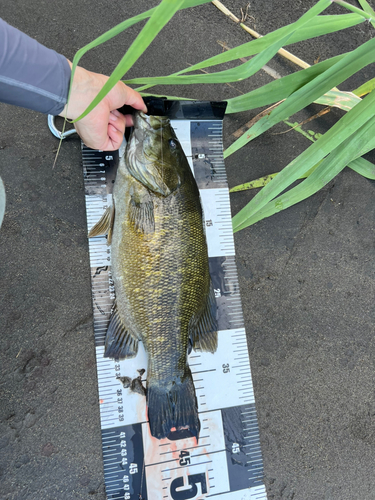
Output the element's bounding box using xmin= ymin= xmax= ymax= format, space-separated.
xmin=104 ymin=304 xmax=139 ymax=359
xmin=88 ymin=204 xmax=115 ymax=244
xmin=129 ymin=196 xmax=155 ymax=234
xmin=189 ymin=284 xmax=218 ymax=353
xmin=129 ymin=186 xmax=155 ymax=234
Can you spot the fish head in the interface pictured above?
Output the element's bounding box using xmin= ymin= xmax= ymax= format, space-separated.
xmin=124 ymin=112 xmax=186 ymax=197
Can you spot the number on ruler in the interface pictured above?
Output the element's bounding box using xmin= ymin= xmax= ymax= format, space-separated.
xmin=222 ymin=363 xmax=230 ymax=373
xmin=170 ymin=473 xmax=208 ymax=500
xmin=179 ymin=450 xmax=191 ymax=466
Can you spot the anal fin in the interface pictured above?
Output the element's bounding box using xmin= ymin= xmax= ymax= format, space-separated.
xmin=189 ymin=283 xmax=218 ymax=353
xmin=104 ymin=304 xmax=139 ymax=359
xmin=88 ymin=203 xmax=115 ymax=244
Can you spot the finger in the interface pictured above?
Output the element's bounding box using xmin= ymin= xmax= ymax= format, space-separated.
xmin=109 ymin=110 xmax=126 ymax=134
xmin=108 ymin=81 xmax=147 ymax=113
xmin=124 ymin=114 xmax=134 ymax=128
xmin=107 ymin=123 xmax=125 ymax=150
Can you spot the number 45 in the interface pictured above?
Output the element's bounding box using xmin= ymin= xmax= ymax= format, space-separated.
xmin=179 ymin=450 xmax=190 ymax=466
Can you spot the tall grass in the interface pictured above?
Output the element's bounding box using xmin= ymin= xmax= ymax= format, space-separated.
xmin=1 ymin=0 xmax=374 ymax=232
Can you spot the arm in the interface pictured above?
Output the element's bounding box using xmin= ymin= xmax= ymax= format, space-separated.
xmin=0 ymin=18 xmax=147 ymax=150
xmin=0 ymin=18 xmax=71 ymax=114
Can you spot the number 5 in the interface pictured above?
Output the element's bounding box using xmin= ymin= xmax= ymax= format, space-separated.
xmin=170 ymin=473 xmax=207 ymax=500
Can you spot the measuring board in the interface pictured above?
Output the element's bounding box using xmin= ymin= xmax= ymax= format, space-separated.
xmin=82 ymin=101 xmax=267 ymax=500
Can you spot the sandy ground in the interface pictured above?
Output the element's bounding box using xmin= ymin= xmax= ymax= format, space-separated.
xmin=1 ymin=1 xmax=375 ymax=499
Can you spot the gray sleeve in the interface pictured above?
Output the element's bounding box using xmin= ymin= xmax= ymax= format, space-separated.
xmin=0 ymin=18 xmax=71 ymax=115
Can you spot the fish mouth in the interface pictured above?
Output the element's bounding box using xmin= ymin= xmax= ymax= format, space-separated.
xmin=135 ymin=111 xmax=169 ymax=133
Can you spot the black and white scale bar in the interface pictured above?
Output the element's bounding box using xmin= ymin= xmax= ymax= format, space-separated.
xmin=81 ymin=101 xmax=267 ymax=500
xmin=98 ymin=402 xmax=266 ymax=500
xmin=191 ymin=121 xmax=227 ymax=189
xmin=209 ymin=255 xmax=245 ymax=331
xmin=95 ymin=327 xmax=255 ymax=430
xmin=201 ymin=189 xmax=235 ymax=258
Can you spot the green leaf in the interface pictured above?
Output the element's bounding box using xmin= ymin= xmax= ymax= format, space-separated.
xmin=69 ymin=0 xmax=212 ymax=91
xmin=69 ymin=7 xmax=156 ymax=103
xmin=229 ymin=155 xmax=375 ymax=193
xmin=123 ymin=0 xmax=332 ymax=86
xmin=134 ymin=13 xmax=364 ymax=94
xmin=348 ymin=157 xmax=375 ymax=179
xmin=231 ymin=88 xmax=375 ymax=231
xmin=181 ymin=0 xmax=212 ymax=6
xmin=357 ymin=0 xmax=375 ymax=28
xmin=125 ymin=29 xmax=296 ymax=85
xmin=224 ymin=36 xmax=375 ymax=158
xmin=282 ymin=119 xmax=375 ymax=179
xmin=176 ymin=13 xmax=364 ymax=75
xmin=353 ymin=77 xmax=375 ymax=97
xmin=233 ymin=112 xmax=375 ymax=231
xmin=225 ymin=54 xmax=345 ymax=113
xmin=333 ymin=0 xmax=375 ymax=22
xmin=229 ymin=174 xmax=279 ymax=192
xmin=72 ymin=0 xmax=186 ymax=122
xmin=0 ymin=176 xmax=5 ymax=229
xmin=314 ymin=89 xmax=361 ymax=111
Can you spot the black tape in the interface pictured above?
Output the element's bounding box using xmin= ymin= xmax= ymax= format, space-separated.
xmin=118 ymin=97 xmax=227 ymax=120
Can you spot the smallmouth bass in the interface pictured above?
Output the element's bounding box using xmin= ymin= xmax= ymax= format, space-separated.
xmin=89 ymin=111 xmax=217 ymax=440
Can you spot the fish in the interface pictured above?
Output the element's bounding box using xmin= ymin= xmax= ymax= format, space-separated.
xmin=89 ymin=111 xmax=218 ymax=440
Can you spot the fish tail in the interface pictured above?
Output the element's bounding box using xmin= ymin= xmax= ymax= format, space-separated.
xmin=147 ymin=368 xmax=200 ymax=440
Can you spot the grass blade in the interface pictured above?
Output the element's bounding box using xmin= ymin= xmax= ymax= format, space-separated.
xmin=230 ymin=174 xmax=279 ymax=192
xmin=181 ymin=0 xmax=212 ymax=6
xmin=233 ymin=113 xmax=375 ymax=231
xmin=123 ymin=0 xmax=332 ymax=86
xmin=357 ymin=0 xmax=375 ymax=28
xmin=348 ymin=157 xmax=375 ymax=179
xmin=229 ymin=155 xmax=375 ymax=193
xmin=69 ymin=0 xmax=211 ymax=81
xmin=126 ymin=30 xmax=296 ymax=85
xmin=353 ymin=77 xmax=375 ymax=97
xmin=224 ymin=36 xmax=375 ymax=158
xmin=333 ymin=0 xmax=375 ymax=21
xmin=176 ymin=13 xmax=364 ymax=75
xmin=70 ymin=8 xmax=155 ymax=75
xmin=225 ymin=54 xmax=345 ymax=113
xmin=313 ymin=89 xmax=361 ymax=111
xmin=72 ymin=0 xmax=185 ymax=122
xmin=231 ymin=88 xmax=375 ymax=231
xmin=134 ymin=13 xmax=364 ymax=95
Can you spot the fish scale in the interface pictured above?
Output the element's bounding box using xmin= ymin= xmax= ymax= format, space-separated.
xmin=82 ymin=101 xmax=268 ymax=500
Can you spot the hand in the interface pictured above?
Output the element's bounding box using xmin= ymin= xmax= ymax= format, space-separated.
xmin=59 ymin=61 xmax=147 ymax=150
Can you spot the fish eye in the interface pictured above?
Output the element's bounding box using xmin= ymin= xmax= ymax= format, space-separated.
xmin=169 ymin=139 xmax=177 ymax=149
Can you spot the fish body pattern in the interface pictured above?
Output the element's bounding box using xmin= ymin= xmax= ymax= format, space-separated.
xmin=89 ymin=112 xmax=217 ymax=440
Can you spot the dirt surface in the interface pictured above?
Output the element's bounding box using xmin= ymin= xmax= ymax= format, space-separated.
xmin=1 ymin=1 xmax=375 ymax=499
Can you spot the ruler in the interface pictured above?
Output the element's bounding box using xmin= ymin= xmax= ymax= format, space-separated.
xmin=82 ymin=101 xmax=267 ymax=500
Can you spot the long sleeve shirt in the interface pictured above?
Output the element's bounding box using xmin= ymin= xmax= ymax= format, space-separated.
xmin=0 ymin=18 xmax=71 ymax=115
